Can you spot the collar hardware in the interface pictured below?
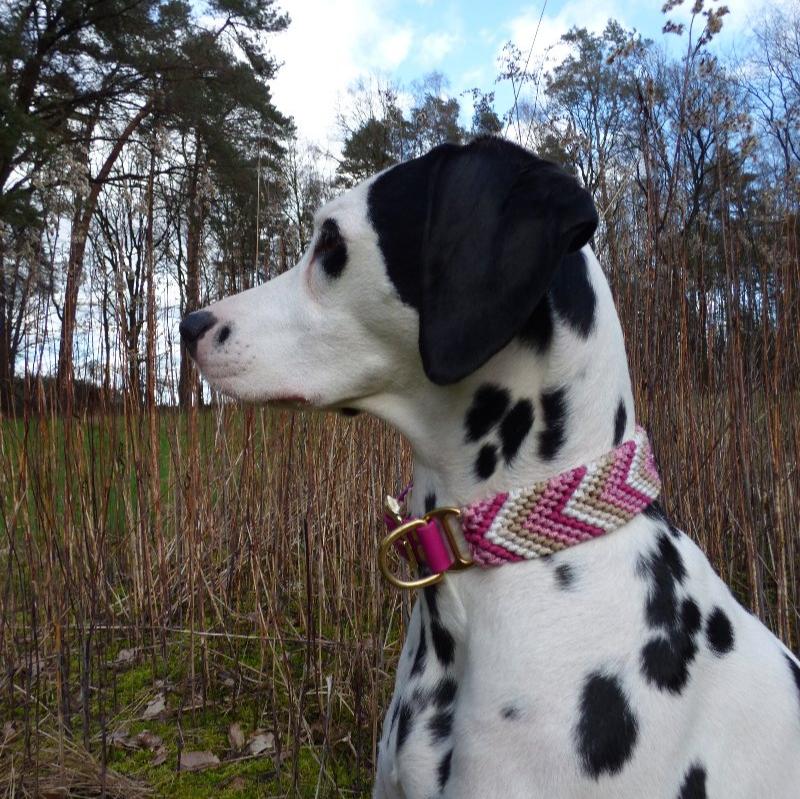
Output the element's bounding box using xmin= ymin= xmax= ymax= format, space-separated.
xmin=379 ymin=502 xmax=474 ymax=590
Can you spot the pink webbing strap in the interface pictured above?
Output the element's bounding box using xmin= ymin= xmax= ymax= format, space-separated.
xmin=383 ymin=511 xmax=456 ymax=574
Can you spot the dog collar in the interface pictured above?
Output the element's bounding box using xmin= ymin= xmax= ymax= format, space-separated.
xmin=380 ymin=427 xmax=661 ymax=589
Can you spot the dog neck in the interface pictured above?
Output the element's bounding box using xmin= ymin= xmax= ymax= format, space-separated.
xmin=374 ymin=250 xmax=636 ymax=518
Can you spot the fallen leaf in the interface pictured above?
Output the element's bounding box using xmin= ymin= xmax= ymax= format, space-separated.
xmin=142 ymin=694 xmax=166 ymax=720
xmin=152 ymin=745 xmax=168 ymax=766
xmin=180 ymin=750 xmax=220 ymax=771
xmin=2 ymin=721 xmax=19 ymax=740
xmin=226 ymin=776 xmax=248 ymax=790
xmin=219 ymin=670 xmax=236 ymax=688
xmin=228 ymin=722 xmax=245 ymax=751
xmin=113 ymin=647 xmax=137 ymax=666
xmin=246 ymin=730 xmax=275 ymax=756
xmin=136 ymin=730 xmax=163 ymax=751
xmin=109 ymin=727 xmax=132 ymax=749
xmin=182 ymin=693 xmax=204 ymax=711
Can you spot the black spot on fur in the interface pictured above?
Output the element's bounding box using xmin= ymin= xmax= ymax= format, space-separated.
xmin=433 ymin=677 xmax=458 ymax=708
xmin=638 ymin=533 xmax=686 ymax=629
xmin=396 ymin=703 xmax=413 ymax=751
xmin=314 ymin=218 xmax=347 ymax=278
xmin=465 ymin=384 xmax=510 ymax=441
xmin=681 ymin=598 xmax=702 ymax=636
xmin=500 ymin=399 xmax=534 ymax=463
xmin=518 ymin=293 xmax=553 ymax=354
xmin=638 ymin=537 xmax=700 ymax=694
xmin=475 ymin=443 xmax=498 ymax=480
xmin=423 ymin=585 xmax=439 ymax=618
xmin=641 ymin=634 xmax=697 ymax=694
xmin=555 ymin=562 xmax=575 ymax=590
xmin=501 ymin=704 xmax=521 ymax=720
xmin=339 ymin=407 xmax=360 ymax=417
xmin=677 ymin=764 xmax=707 ymax=799
xmin=428 ymin=710 xmax=454 ymax=742
xmin=367 ymin=158 xmax=428 ymax=309
xmin=641 ymin=598 xmax=701 ymax=694
xmin=643 ymin=501 xmax=666 ymax=523
xmin=424 ymin=492 xmax=437 ymax=513
xmin=549 ymin=250 xmax=596 ymax=337
xmin=431 ymin=621 xmax=455 ymax=666
xmin=539 ymin=388 xmax=568 ymax=461
xmin=706 ymin=607 xmax=735 ymax=656
xmin=613 ymin=399 xmax=627 ymax=446
xmin=576 ymin=672 xmax=638 ymax=779
xmin=389 ymin=700 xmax=401 ymax=731
xmin=786 ymin=654 xmax=800 ymax=722
xmin=216 ymin=324 xmax=231 ymax=345
xmin=643 ymin=500 xmax=681 ymax=539
xmin=411 ymin=622 xmax=427 ymax=677
xmin=438 ymin=749 xmax=453 ymax=791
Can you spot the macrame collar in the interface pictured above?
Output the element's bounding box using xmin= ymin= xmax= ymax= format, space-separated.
xmin=380 ymin=427 xmax=661 ymax=589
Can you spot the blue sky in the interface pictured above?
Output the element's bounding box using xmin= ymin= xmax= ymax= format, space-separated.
xmin=267 ymin=0 xmax=780 ymax=152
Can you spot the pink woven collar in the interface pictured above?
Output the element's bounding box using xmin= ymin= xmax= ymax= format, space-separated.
xmin=384 ymin=427 xmax=661 ymax=577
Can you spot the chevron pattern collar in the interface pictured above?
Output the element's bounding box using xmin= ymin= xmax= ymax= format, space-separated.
xmin=380 ymin=427 xmax=661 ymax=589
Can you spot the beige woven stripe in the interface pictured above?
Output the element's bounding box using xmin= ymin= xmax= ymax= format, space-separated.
xmin=492 ymin=525 xmax=567 ymax=556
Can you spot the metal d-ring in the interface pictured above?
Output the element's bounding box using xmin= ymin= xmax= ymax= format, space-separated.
xmin=378 ymin=507 xmax=474 ymax=590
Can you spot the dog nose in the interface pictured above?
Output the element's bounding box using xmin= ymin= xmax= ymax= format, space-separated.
xmin=179 ymin=310 xmax=217 ymax=350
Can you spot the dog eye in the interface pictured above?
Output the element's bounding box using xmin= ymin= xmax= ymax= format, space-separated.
xmin=313 ymin=219 xmax=347 ymax=278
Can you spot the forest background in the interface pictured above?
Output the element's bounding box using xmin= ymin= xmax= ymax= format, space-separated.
xmin=1 ymin=0 xmax=799 ymax=795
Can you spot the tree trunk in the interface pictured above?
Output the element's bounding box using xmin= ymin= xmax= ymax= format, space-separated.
xmin=56 ymin=100 xmax=153 ymax=406
xmin=0 ymin=238 xmax=27 ymax=414
xmin=178 ymin=137 xmax=206 ymax=409
xmin=0 ymin=243 xmax=12 ymax=414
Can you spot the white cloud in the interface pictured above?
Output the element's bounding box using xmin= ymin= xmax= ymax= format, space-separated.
xmin=419 ymin=30 xmax=460 ymax=66
xmin=505 ymin=0 xmax=628 ymax=72
xmin=380 ymin=27 xmax=415 ymax=68
xmin=268 ymin=0 xmax=414 ymax=150
xmin=664 ymin=0 xmax=795 ymax=42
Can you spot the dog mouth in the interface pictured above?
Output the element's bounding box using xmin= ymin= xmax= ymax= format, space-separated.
xmin=269 ymin=395 xmax=311 ymax=408
xmin=190 ymin=361 xmax=311 ymax=407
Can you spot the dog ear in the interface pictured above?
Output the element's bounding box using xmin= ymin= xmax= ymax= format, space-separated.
xmin=419 ymin=141 xmax=598 ymax=385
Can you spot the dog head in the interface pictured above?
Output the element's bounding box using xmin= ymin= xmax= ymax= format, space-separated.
xmin=180 ymin=137 xmax=597 ymax=410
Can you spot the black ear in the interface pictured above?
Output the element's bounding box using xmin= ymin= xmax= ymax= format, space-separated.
xmin=419 ymin=139 xmax=598 ymax=385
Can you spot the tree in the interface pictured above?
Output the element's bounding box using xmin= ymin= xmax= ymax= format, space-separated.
xmin=468 ymin=89 xmax=503 ymax=137
xmin=407 ymin=72 xmax=464 ymax=155
xmin=0 ymin=0 xmax=291 ymax=405
xmin=336 ymin=72 xmax=466 ymax=186
xmin=337 ymin=118 xmax=398 ymax=186
xmin=744 ymin=5 xmax=800 ymax=177
xmin=543 ymin=23 xmax=644 ymax=196
xmin=0 ymin=0 xmax=167 ymax=406
xmin=164 ymin=18 xmax=291 ymax=407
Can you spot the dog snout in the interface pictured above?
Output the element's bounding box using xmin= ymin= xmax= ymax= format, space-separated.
xmin=179 ymin=310 xmax=217 ymax=356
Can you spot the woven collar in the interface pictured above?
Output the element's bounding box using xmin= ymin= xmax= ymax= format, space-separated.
xmin=383 ymin=427 xmax=661 ymax=583
xmin=460 ymin=426 xmax=661 ymax=564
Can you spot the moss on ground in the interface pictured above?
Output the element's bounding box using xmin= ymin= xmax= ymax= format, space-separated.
xmin=95 ymin=647 xmax=370 ymax=797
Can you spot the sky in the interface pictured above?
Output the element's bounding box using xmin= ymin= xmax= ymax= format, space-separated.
xmin=267 ymin=0 xmax=782 ymax=153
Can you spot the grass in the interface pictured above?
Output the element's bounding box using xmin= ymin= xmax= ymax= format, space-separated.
xmin=0 ymin=405 xmax=407 ymax=797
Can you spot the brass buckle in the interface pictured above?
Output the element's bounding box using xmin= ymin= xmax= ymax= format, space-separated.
xmin=378 ymin=500 xmax=474 ymax=590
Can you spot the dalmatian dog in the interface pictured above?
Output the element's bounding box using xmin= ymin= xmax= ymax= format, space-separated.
xmin=180 ymin=137 xmax=800 ymax=798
